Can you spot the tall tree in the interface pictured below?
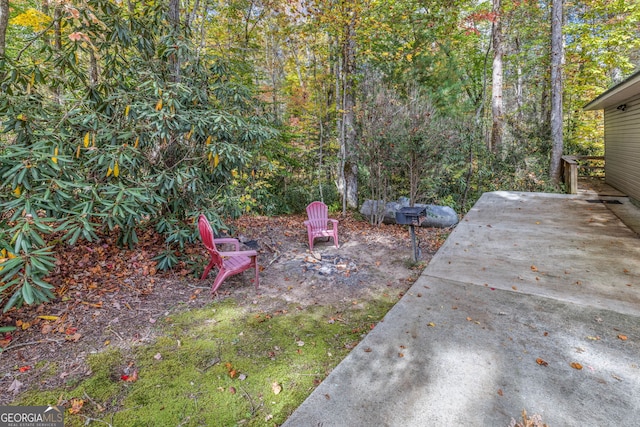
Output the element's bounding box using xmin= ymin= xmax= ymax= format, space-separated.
xmin=550 ymin=0 xmax=564 ymax=184
xmin=168 ymin=0 xmax=181 ymax=82
xmin=338 ymin=0 xmax=359 ymax=211
xmin=490 ymin=0 xmax=503 ymax=153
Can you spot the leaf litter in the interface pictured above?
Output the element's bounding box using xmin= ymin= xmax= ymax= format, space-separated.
xmin=0 ymin=212 xmax=445 ymax=416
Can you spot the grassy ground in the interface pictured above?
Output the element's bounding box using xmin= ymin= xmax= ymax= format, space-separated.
xmin=16 ymin=295 xmax=399 ymax=426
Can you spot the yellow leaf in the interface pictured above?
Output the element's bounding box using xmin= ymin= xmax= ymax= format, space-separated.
xmin=52 ymin=146 xmax=58 ymax=163
xmin=570 ymin=362 xmax=583 ymax=370
xmin=9 ymin=8 xmax=52 ymax=31
xmin=113 ymin=161 xmax=120 ymax=177
xmin=427 ymin=322 xmax=435 ymax=327
xmin=124 ymin=105 xmax=130 ymax=118
xmin=69 ymin=398 xmax=84 ymax=414
xmin=155 ymin=99 xmax=163 ymax=111
xmin=52 ymin=157 xmax=58 ymax=164
xmin=134 ymin=136 xmax=139 ymax=148
xmin=107 ymin=166 xmax=113 ymax=177
xmin=213 ymin=154 xmax=219 ymax=168
xmin=0 ymin=249 xmax=6 ymax=257
xmin=7 ymin=251 xmax=16 ymax=259
xmin=37 ymin=315 xmax=59 ymax=321
xmin=13 ymin=186 xmax=21 ymax=197
xmin=83 ymin=132 xmax=90 ymax=147
xmin=205 ymin=135 xmax=212 ymax=145
xmin=76 ymin=145 xmax=81 ymax=158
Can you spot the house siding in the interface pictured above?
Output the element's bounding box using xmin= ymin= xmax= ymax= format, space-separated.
xmin=605 ymin=93 xmax=640 ymax=201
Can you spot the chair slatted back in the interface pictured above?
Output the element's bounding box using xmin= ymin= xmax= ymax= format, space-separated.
xmin=306 ymin=201 xmax=328 ymax=231
xmin=198 ymin=214 xmax=223 ymax=268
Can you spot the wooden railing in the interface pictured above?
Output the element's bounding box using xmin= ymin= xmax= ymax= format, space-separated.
xmin=561 ymin=155 xmax=605 ymax=194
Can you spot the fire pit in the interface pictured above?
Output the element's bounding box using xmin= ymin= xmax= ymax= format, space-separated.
xmin=395 ymin=206 xmax=426 ymax=262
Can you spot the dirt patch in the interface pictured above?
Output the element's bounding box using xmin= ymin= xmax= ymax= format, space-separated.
xmin=0 ymin=213 xmax=448 ymax=405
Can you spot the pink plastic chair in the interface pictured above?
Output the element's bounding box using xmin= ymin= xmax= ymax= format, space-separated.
xmin=198 ymin=214 xmax=259 ymax=294
xmin=304 ymin=201 xmax=339 ymax=250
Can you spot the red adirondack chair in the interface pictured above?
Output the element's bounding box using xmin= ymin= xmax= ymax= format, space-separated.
xmin=198 ymin=214 xmax=259 ymax=294
xmin=304 ymin=201 xmax=339 ymax=250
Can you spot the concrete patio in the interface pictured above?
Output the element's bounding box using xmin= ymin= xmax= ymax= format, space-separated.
xmin=283 ymin=191 xmax=640 ymax=426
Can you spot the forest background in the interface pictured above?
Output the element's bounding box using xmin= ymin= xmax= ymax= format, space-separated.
xmin=0 ymin=0 xmax=639 ymax=312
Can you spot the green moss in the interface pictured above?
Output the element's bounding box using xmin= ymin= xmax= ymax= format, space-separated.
xmin=12 ymin=297 xmax=396 ymax=426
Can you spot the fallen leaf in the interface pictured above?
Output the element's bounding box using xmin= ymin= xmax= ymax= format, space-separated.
xmin=229 ymin=386 xmax=236 ymax=394
xmin=272 ymin=381 xmax=282 ymax=395
xmin=65 ymin=333 xmax=82 ymax=342
xmin=154 ymin=353 xmax=162 ymax=360
xmin=536 ymin=358 xmax=548 ymax=367
xmin=398 ymin=353 xmax=404 ymax=357
xmin=497 ymin=389 xmax=503 ymax=396
xmin=69 ymin=398 xmax=84 ymax=414
xmin=530 ymin=265 xmax=538 ymax=272
xmin=511 ymin=286 xmax=518 ymax=290
xmin=7 ymin=379 xmax=23 ymax=394
xmin=37 ymin=315 xmax=59 ymax=321
xmin=364 ymin=347 xmax=372 ymax=352
xmin=617 ymin=335 xmax=628 ymax=341
xmin=586 ymin=336 xmax=600 ymax=341
xmin=18 ymin=365 xmax=31 ymax=372
xmin=570 ymin=362 xmax=583 ymax=370
xmin=427 ymin=322 xmax=435 ymax=327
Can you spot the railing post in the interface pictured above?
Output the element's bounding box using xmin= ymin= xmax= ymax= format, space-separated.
xmin=569 ymin=162 xmax=577 ymax=194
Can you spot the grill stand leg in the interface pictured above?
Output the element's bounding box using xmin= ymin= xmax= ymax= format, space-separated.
xmin=409 ymin=224 xmax=419 ymax=262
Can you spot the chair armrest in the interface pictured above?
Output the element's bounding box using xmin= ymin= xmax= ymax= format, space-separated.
xmin=219 ymin=250 xmax=257 ymax=258
xmin=214 ymin=238 xmax=240 ymax=251
xmin=328 ymin=219 xmax=338 ymax=224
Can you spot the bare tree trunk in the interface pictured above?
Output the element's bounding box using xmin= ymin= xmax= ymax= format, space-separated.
xmin=515 ymin=37 xmax=524 ymax=120
xmin=549 ymin=0 xmax=564 ymax=184
xmin=490 ymin=0 xmax=503 ymax=153
xmin=338 ymin=2 xmax=358 ymax=212
xmin=168 ymin=0 xmax=181 ymax=83
xmin=0 ymin=0 xmax=8 ymax=58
